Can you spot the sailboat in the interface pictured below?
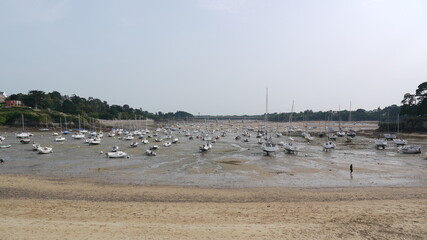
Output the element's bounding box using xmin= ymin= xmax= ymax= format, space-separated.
xmin=261 ymin=88 xmax=278 ymax=155
xmin=16 ymin=114 xmax=32 ymax=138
xmin=393 ymin=114 xmax=407 ymax=146
xmin=284 ymin=100 xmax=298 ymax=154
xmin=71 ymin=115 xmax=85 ymax=140
xmin=375 ymin=108 xmax=387 ymax=149
xmin=54 ymin=117 xmax=66 ymax=142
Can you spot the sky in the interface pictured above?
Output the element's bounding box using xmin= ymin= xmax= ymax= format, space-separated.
xmin=1 ymin=0 xmax=426 ymax=115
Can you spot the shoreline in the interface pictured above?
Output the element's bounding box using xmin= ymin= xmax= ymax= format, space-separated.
xmin=1 ymin=174 xmax=426 ymax=203
xmin=1 ymin=174 xmax=426 ymax=239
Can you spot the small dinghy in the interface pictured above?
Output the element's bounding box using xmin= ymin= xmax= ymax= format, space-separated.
xmin=145 ymin=149 xmax=156 ymax=156
xmin=323 ymin=141 xmax=336 ymax=151
xmin=149 ymin=145 xmax=159 ymax=150
xmin=106 ymin=151 xmax=128 ymax=158
xmin=20 ymin=138 xmax=31 ymax=144
xmin=38 ymin=146 xmax=53 ymax=154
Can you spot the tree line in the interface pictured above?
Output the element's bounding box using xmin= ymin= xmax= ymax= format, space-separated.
xmin=5 ymin=90 xmax=193 ymax=121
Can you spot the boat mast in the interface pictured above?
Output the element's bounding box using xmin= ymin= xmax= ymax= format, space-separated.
xmin=289 ymin=100 xmax=294 ymax=131
xmin=265 ymin=88 xmax=268 ymax=136
xmin=21 ymin=114 xmax=25 ymax=132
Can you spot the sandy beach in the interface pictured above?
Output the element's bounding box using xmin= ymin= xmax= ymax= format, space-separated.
xmin=1 ymin=174 xmax=426 ymax=239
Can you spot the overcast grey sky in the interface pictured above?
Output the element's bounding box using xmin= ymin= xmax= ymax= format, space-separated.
xmin=1 ymin=0 xmax=426 ymax=115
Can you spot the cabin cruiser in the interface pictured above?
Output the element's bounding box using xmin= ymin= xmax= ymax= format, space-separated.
xmin=398 ymin=145 xmax=421 ymax=154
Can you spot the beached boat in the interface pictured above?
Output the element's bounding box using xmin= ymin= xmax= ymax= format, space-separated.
xmin=124 ymin=135 xmax=134 ymax=141
xmin=199 ymin=142 xmax=212 ymax=152
xmin=393 ymin=139 xmax=408 ymax=146
xmin=149 ymin=145 xmax=159 ymax=150
xmin=261 ymin=88 xmax=278 ymax=156
xmin=145 ymin=149 xmax=156 ymax=156
xmin=141 ymin=139 xmax=149 ymax=144
xmin=284 ymin=142 xmax=298 ymax=154
xmin=71 ymin=132 xmax=85 ymax=140
xmin=20 ymin=138 xmax=31 ymax=144
xmin=38 ymin=146 xmax=53 ymax=154
xmin=398 ymin=145 xmax=421 ymax=154
xmin=130 ymin=141 xmax=138 ymax=148
xmin=384 ymin=133 xmax=396 ymax=140
xmin=88 ymin=137 xmax=101 ymax=145
xmin=106 ymin=151 xmax=128 ymax=158
xmin=172 ymin=138 xmax=179 ymax=144
xmin=0 ymin=144 xmax=11 ymax=149
xmin=54 ymin=136 xmax=66 ymax=142
xmin=323 ymin=141 xmax=336 ymax=151
xmin=375 ymin=139 xmax=387 ymax=149
xmin=163 ymin=142 xmax=172 ymax=147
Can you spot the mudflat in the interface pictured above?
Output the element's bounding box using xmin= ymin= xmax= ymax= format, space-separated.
xmin=1 ymin=175 xmax=426 ymax=239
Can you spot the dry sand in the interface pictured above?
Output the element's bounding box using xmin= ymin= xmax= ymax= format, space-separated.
xmin=1 ymin=174 xmax=426 ymax=240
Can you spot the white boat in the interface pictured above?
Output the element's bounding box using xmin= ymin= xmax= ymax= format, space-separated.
xmin=54 ymin=136 xmax=66 ymax=142
xmin=38 ymin=146 xmax=53 ymax=154
xmin=393 ymin=115 xmax=407 ymax=146
xmin=88 ymin=137 xmax=101 ymax=145
xmin=323 ymin=141 xmax=336 ymax=151
xmin=375 ymin=139 xmax=387 ymax=149
xmin=71 ymin=132 xmax=85 ymax=140
xmin=163 ymin=142 xmax=172 ymax=147
xmin=124 ymin=135 xmax=134 ymax=141
xmin=106 ymin=151 xmax=128 ymax=158
xmin=20 ymin=138 xmax=31 ymax=144
xmin=149 ymin=145 xmax=159 ymax=150
xmin=328 ymin=133 xmax=338 ymax=141
xmin=398 ymin=145 xmax=421 ymax=154
xmin=108 ymin=131 xmax=116 ymax=137
xmin=112 ymin=146 xmax=119 ymax=152
xmin=16 ymin=132 xmax=31 ymax=139
xmin=0 ymin=136 xmax=5 ymax=141
xmin=384 ymin=133 xmax=396 ymax=140
xmin=261 ymin=88 xmax=278 ymax=156
xmin=16 ymin=114 xmax=32 ymax=138
xmin=262 ymin=140 xmax=278 ymax=155
xmin=155 ymin=138 xmax=163 ymax=142
xmin=0 ymin=145 xmax=11 ymax=148
xmin=284 ymin=142 xmax=298 ymax=154
xmin=199 ymin=142 xmax=212 ymax=152
xmin=141 ymin=139 xmax=149 ymax=144
xmin=337 ymin=130 xmax=346 ymax=137
xmin=130 ymin=141 xmax=138 ymax=148
xmin=52 ymin=132 xmax=59 ymax=136
xmin=172 ymin=138 xmax=179 ymax=144
xmin=145 ymin=149 xmax=156 ymax=156
xmin=72 ymin=115 xmax=85 ymax=140
xmin=393 ymin=139 xmax=408 ymax=146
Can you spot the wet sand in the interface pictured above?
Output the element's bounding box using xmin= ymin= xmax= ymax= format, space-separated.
xmin=1 ymin=175 xmax=426 ymax=240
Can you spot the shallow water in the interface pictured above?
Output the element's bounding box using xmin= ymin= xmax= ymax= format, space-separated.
xmin=0 ymin=130 xmax=426 ymax=188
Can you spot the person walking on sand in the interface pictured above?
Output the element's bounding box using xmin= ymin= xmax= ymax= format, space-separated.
xmin=350 ymin=164 xmax=353 ymax=174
